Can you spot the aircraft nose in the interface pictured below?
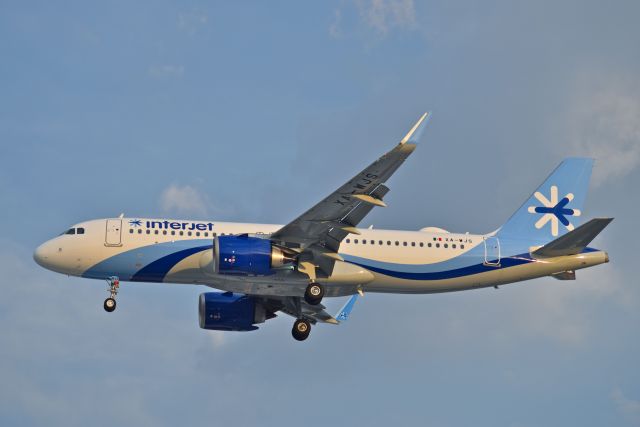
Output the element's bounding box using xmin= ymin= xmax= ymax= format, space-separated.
xmin=33 ymin=242 xmax=52 ymax=269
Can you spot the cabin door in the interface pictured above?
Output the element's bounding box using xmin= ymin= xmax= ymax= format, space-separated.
xmin=483 ymin=236 xmax=500 ymax=266
xmin=105 ymin=219 xmax=123 ymax=246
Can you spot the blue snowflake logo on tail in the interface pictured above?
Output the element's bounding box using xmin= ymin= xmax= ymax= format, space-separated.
xmin=527 ymin=185 xmax=581 ymax=236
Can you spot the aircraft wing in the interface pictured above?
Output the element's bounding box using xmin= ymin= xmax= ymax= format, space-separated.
xmin=271 ymin=112 xmax=430 ymax=277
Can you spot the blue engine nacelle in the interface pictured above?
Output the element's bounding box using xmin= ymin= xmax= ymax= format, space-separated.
xmin=199 ymin=292 xmax=269 ymax=331
xmin=213 ymin=235 xmax=294 ymax=276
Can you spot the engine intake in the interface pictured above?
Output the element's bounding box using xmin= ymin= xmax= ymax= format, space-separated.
xmin=212 ymin=235 xmax=295 ymax=276
xmin=199 ymin=292 xmax=270 ymax=331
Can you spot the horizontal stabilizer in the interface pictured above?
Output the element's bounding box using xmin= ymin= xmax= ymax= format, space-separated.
xmin=532 ymin=218 xmax=613 ymax=258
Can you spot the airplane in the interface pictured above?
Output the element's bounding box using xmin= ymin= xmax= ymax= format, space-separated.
xmin=33 ymin=113 xmax=613 ymax=341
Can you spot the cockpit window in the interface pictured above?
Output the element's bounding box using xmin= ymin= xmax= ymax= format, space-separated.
xmin=60 ymin=227 xmax=84 ymax=235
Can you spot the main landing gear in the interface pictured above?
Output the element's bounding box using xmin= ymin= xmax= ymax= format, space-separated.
xmin=304 ymin=282 xmax=324 ymax=306
xmin=104 ymin=276 xmax=119 ymax=312
xmin=292 ymin=319 xmax=311 ymax=341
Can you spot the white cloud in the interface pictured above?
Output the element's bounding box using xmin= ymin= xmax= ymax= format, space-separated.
xmin=566 ymin=78 xmax=640 ymax=186
xmin=160 ymin=184 xmax=212 ymax=217
xmin=207 ymin=331 xmax=226 ymax=349
xmin=612 ymin=388 xmax=640 ymax=425
xmin=501 ymin=249 xmax=629 ymax=345
xmin=178 ymin=9 xmax=208 ymax=36
xmin=355 ymin=0 xmax=417 ymax=36
xmin=148 ymin=64 xmax=185 ymax=78
xmin=329 ymin=8 xmax=342 ymax=39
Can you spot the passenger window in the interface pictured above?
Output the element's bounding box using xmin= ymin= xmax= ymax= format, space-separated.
xmin=346 ymin=239 xmax=350 ymax=243
xmin=205 ymin=232 xmax=209 ymax=237
xmin=428 ymin=243 xmax=432 ymax=247
xmin=179 ymin=231 xmax=184 ymax=236
xmin=363 ymin=240 xmax=367 ymax=244
xmin=196 ymin=232 xmax=200 ymax=237
xmin=146 ymin=230 xmax=150 ymax=234
xmin=129 ymin=229 xmax=134 ymax=234
xmin=444 ymin=243 xmax=448 ymax=248
xmin=452 ymin=244 xmax=456 ymax=249
xmin=461 ymin=244 xmax=465 ymax=249
xmin=354 ymin=239 xmax=359 ymax=244
xmin=171 ymin=231 xmax=175 ymax=236
xmin=188 ymin=231 xmax=192 ymax=236
xmin=395 ymin=241 xmax=399 ymax=246
xmin=387 ymin=241 xmax=391 ymax=245
xmin=370 ymin=240 xmax=374 ymax=245
xmin=77 ymin=228 xmax=85 ymax=234
xmin=137 ymin=229 xmax=142 ymax=234
xmin=411 ymin=242 xmax=415 ymax=247
xmin=436 ymin=243 xmax=440 ymax=248
xmin=163 ymin=230 xmax=167 ymax=235
xmin=378 ymin=240 xmax=383 ymax=245
xmin=155 ymin=230 xmax=159 ymax=235
xmin=419 ymin=242 xmax=423 ymax=247
xmin=403 ymin=242 xmax=407 ymax=246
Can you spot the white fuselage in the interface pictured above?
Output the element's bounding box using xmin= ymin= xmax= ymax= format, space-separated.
xmin=33 ymin=218 xmax=609 ymax=298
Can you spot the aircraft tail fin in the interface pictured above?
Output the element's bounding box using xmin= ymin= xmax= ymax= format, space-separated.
xmin=497 ymin=158 xmax=593 ymax=242
xmin=532 ymin=217 xmax=613 ymax=258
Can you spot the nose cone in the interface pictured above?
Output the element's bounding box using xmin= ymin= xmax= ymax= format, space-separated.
xmin=33 ymin=241 xmax=54 ymax=270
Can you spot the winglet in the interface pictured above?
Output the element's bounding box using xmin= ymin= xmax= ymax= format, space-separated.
xmin=335 ymin=294 xmax=359 ymax=322
xmin=400 ymin=112 xmax=431 ymax=144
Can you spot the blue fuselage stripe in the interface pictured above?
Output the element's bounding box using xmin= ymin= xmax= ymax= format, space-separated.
xmin=349 ymin=255 xmax=533 ymax=280
xmin=131 ymin=245 xmax=210 ymax=282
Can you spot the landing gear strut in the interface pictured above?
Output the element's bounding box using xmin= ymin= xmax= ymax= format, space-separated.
xmin=292 ymin=319 xmax=311 ymax=341
xmin=104 ymin=276 xmax=119 ymax=312
xmin=304 ymin=282 xmax=324 ymax=305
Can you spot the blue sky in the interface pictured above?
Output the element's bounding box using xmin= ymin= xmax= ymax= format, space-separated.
xmin=1 ymin=1 xmax=639 ymax=426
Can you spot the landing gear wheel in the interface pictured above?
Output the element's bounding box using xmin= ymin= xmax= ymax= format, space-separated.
xmin=292 ymin=319 xmax=311 ymax=341
xmin=104 ymin=276 xmax=119 ymax=313
xmin=104 ymin=297 xmax=116 ymax=312
xmin=304 ymin=282 xmax=324 ymax=305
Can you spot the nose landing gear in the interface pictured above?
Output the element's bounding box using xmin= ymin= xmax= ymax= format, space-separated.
xmin=104 ymin=276 xmax=119 ymax=312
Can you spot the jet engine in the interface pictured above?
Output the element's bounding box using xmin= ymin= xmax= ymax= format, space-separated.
xmin=204 ymin=235 xmax=295 ymax=276
xmin=198 ymin=292 xmax=274 ymax=331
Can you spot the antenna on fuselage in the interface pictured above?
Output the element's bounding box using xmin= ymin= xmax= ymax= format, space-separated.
xmin=118 ymin=213 xmax=124 ymax=219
